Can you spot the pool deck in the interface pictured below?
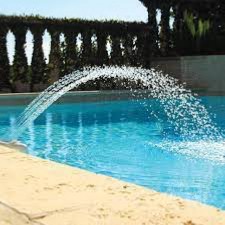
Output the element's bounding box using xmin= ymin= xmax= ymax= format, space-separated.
xmin=0 ymin=145 xmax=225 ymax=225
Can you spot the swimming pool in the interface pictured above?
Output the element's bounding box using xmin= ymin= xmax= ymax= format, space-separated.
xmin=0 ymin=96 xmax=225 ymax=209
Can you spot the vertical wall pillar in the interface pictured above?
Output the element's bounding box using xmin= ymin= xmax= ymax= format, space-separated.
xmin=12 ymin=25 xmax=29 ymax=92
xmin=135 ymin=31 xmax=146 ymax=66
xmin=173 ymin=2 xmax=186 ymax=55
xmin=81 ymin=30 xmax=92 ymax=66
xmin=0 ymin=23 xmax=11 ymax=92
xmin=97 ymin=32 xmax=108 ymax=65
xmin=48 ymin=28 xmax=62 ymax=82
xmin=30 ymin=25 xmax=47 ymax=91
xmin=124 ymin=34 xmax=134 ymax=65
xmin=111 ymin=33 xmax=123 ymax=65
xmin=63 ymin=29 xmax=78 ymax=74
xmin=147 ymin=0 xmax=159 ymax=57
xmin=160 ymin=2 xmax=171 ymax=56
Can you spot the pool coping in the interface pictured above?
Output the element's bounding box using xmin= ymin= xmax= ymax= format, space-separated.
xmin=1 ymin=90 xmax=225 ymax=106
xmin=1 ymin=90 xmax=224 ymax=98
xmin=0 ymin=90 xmax=155 ymax=106
xmin=0 ymin=144 xmax=225 ymax=225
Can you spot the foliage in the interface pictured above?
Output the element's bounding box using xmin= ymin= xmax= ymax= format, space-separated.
xmin=0 ymin=25 xmax=11 ymax=90
xmin=0 ymin=0 xmax=224 ymax=93
xmin=0 ymin=14 xmax=149 ymax=92
xmin=184 ymin=10 xmax=211 ymax=38
xmin=30 ymin=25 xmax=47 ymax=88
xmin=0 ymin=14 xmax=146 ymax=31
xmin=12 ymin=25 xmax=29 ymax=83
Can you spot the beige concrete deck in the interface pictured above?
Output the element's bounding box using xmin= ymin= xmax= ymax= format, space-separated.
xmin=0 ymin=145 xmax=225 ymax=225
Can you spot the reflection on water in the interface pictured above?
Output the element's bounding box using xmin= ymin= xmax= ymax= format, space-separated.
xmin=60 ymin=114 xmax=70 ymax=163
xmin=0 ymin=99 xmax=225 ymax=209
xmin=27 ymin=121 xmax=35 ymax=155
xmin=45 ymin=113 xmax=53 ymax=158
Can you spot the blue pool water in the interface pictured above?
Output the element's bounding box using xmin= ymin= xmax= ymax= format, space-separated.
xmin=0 ymin=96 xmax=225 ymax=209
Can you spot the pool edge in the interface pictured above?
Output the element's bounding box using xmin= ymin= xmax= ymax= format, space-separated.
xmin=0 ymin=144 xmax=224 ymax=225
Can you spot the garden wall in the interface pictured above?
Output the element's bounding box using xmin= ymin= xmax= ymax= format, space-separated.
xmin=152 ymin=55 xmax=225 ymax=95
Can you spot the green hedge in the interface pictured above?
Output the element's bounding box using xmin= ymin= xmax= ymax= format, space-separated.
xmin=0 ymin=15 xmax=150 ymax=92
xmin=1 ymin=2 xmax=224 ymax=93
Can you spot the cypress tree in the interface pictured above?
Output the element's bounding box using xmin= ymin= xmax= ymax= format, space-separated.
xmin=48 ymin=28 xmax=62 ymax=83
xmin=0 ymin=23 xmax=11 ymax=91
xmin=160 ymin=0 xmax=171 ymax=56
xmin=12 ymin=25 xmax=28 ymax=84
xmin=30 ymin=25 xmax=47 ymax=91
xmin=63 ymin=29 xmax=78 ymax=74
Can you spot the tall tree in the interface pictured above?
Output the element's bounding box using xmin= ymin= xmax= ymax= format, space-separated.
xmin=30 ymin=25 xmax=47 ymax=91
xmin=159 ymin=0 xmax=171 ymax=56
xmin=0 ymin=23 xmax=11 ymax=91
xmin=139 ymin=0 xmax=159 ymax=56
xmin=12 ymin=25 xmax=28 ymax=83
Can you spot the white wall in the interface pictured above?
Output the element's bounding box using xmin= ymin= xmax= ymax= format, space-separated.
xmin=152 ymin=55 xmax=225 ymax=95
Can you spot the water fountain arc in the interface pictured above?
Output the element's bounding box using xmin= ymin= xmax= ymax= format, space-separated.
xmin=12 ymin=66 xmax=225 ymax=162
